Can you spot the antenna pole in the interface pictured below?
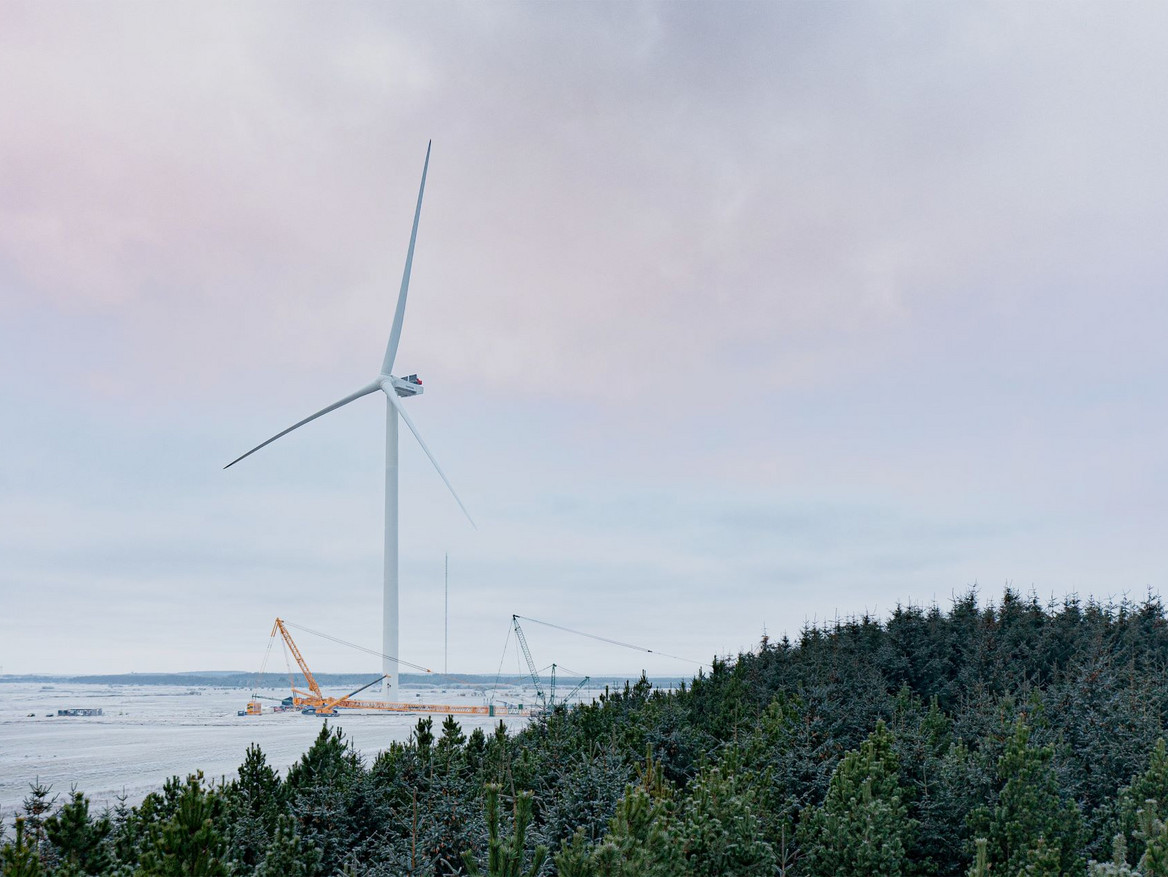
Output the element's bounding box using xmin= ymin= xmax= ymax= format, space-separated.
xmin=444 ymin=553 xmax=449 ymax=676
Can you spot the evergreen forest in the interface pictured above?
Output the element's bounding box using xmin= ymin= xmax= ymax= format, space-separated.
xmin=11 ymin=589 xmax=1168 ymax=876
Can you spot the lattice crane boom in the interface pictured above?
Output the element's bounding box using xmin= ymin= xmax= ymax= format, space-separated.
xmin=512 ymin=615 xmax=546 ymax=708
xmin=272 ymin=617 xmax=323 ymax=700
xmin=563 ymin=676 xmax=590 ymax=704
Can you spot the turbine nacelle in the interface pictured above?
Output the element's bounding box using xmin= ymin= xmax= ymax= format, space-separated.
xmin=383 ymin=375 xmax=424 ymax=398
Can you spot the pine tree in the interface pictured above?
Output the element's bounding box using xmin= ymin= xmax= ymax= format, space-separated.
xmin=438 ymin=716 xmax=466 ymax=755
xmin=676 ymin=760 xmax=776 ymax=877
xmin=967 ymin=837 xmax=989 ymax=877
xmin=553 ymin=748 xmax=686 ymax=877
xmin=1 ymin=818 xmax=44 ymax=877
xmin=1110 ymin=739 xmax=1168 ymax=866
xmin=466 ymin=727 xmax=488 ymax=776
xmin=798 ymin=720 xmax=916 ymax=876
xmin=426 ymin=718 xmax=481 ymax=877
xmin=1087 ymin=834 xmax=1137 ymax=876
xmin=537 ymin=738 xmax=630 ymax=852
xmin=1139 ymin=804 xmax=1168 ymax=877
xmin=414 ymin=717 xmax=436 ymax=769
xmin=462 ymin=784 xmax=547 ymax=877
xmin=484 ymin=722 xmax=512 ymax=787
xmin=135 ymin=773 xmax=230 ymax=877
xmin=970 ymin=718 xmax=1084 ymax=877
xmin=44 ymin=790 xmax=112 ymax=875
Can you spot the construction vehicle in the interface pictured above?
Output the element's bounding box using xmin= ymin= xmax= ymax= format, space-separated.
xmin=237 ymin=693 xmax=295 ymax=716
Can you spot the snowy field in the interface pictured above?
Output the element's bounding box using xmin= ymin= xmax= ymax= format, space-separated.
xmin=0 ymin=681 xmax=560 ymax=818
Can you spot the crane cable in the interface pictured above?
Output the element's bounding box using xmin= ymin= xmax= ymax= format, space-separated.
xmin=246 ymin=631 xmax=279 ymax=695
xmin=257 ymin=633 xmax=276 ymax=677
xmin=488 ymin=619 xmax=514 ymax=706
xmin=513 ymin=615 xmax=704 ymax=667
xmin=280 ymin=638 xmax=296 ymax=691
xmin=283 ymin=620 xmax=433 ymax=675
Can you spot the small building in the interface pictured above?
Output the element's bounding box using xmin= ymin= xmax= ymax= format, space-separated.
xmin=56 ymin=708 xmax=103 ymax=717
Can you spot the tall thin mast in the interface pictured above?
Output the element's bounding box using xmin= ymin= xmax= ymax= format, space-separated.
xmin=444 ymin=553 xmax=449 ymax=676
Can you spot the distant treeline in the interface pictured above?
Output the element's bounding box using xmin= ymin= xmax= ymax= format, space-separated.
xmin=10 ymin=588 xmax=1168 ymax=875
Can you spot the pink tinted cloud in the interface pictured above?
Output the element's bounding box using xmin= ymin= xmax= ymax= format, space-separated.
xmin=1 ymin=3 xmax=1166 ymax=409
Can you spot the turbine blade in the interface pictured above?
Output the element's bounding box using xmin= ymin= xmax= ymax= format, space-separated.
xmin=381 ymin=141 xmax=431 ymax=376
xmin=224 ymin=382 xmax=381 ymax=469
xmin=386 ymin=390 xmax=477 ymax=529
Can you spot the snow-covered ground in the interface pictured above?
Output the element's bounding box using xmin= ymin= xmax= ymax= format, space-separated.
xmin=0 ymin=682 xmax=560 ymax=818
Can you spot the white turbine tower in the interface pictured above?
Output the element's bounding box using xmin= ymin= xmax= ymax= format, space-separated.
xmin=225 ymin=142 xmax=474 ymax=703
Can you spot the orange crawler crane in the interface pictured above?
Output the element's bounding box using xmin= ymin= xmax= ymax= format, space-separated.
xmin=262 ymin=618 xmax=520 ymax=717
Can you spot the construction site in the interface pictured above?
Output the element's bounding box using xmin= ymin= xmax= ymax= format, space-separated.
xmin=237 ymin=615 xmax=599 ymax=720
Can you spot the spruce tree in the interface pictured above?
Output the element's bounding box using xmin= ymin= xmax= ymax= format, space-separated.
xmin=255 ymin=814 xmax=321 ymax=877
xmin=283 ymin=723 xmax=366 ymax=866
xmin=227 ymin=743 xmax=283 ymax=870
xmin=19 ymin=781 xmax=56 ymax=858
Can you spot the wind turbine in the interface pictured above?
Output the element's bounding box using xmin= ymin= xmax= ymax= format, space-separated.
xmin=225 ymin=142 xmax=474 ymax=703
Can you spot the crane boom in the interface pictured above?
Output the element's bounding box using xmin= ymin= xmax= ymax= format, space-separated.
xmin=512 ymin=615 xmax=546 ymax=708
xmin=563 ymin=676 xmax=590 ymax=704
xmin=272 ymin=617 xmax=323 ymax=700
xmin=313 ymin=675 xmax=387 ymax=715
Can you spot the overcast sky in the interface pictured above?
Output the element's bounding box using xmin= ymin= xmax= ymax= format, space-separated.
xmin=2 ymin=2 xmax=1167 ymax=677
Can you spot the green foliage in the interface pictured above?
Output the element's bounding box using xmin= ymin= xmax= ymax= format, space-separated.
xmin=283 ymin=723 xmax=368 ymax=867
xmin=968 ymin=837 xmax=990 ymax=877
xmin=675 ymin=760 xmax=775 ymax=877
xmin=1138 ymin=804 xmax=1168 ymax=877
xmin=19 ymin=780 xmax=56 ymax=859
xmin=798 ymin=719 xmax=915 ymax=876
xmin=970 ymin=717 xmax=1084 ymax=877
xmin=225 ymin=743 xmax=283 ymax=870
xmin=1 ymin=819 xmax=44 ymax=877
xmin=19 ymin=589 xmax=1168 ymax=875
xmin=135 ymin=773 xmax=230 ymax=877
xmin=414 ymin=717 xmax=436 ymax=766
xmin=1088 ymin=834 xmax=1137 ymax=876
xmin=553 ymin=750 xmax=684 ymax=877
xmin=1107 ymin=739 xmax=1168 ymax=866
xmin=44 ymin=790 xmax=112 ymax=874
xmin=538 ymin=745 xmax=630 ymax=854
xmin=254 ymin=814 xmax=321 ymax=877
xmin=462 ymin=784 xmax=548 ymax=877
